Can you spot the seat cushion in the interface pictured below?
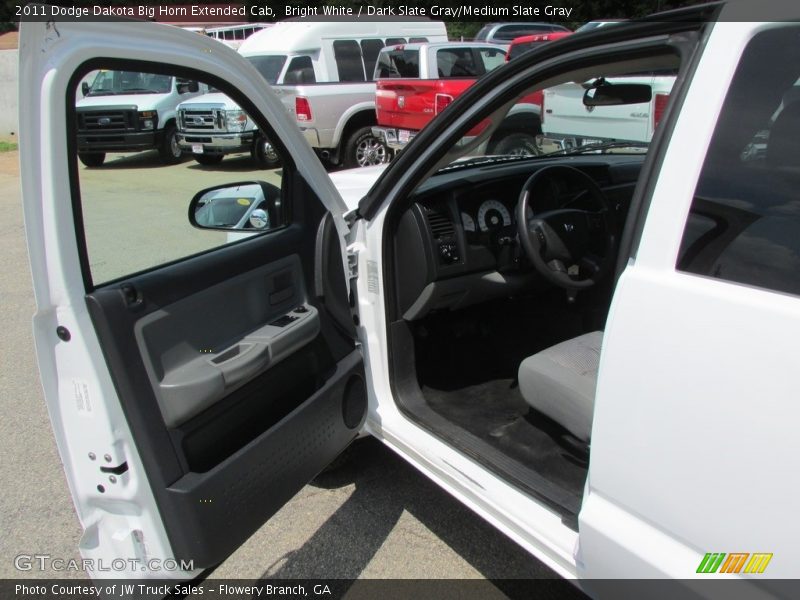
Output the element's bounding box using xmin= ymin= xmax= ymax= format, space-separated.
xmin=518 ymin=331 xmax=603 ymax=442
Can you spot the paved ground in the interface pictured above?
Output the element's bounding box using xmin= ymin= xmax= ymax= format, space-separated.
xmin=0 ymin=149 xmax=569 ymax=591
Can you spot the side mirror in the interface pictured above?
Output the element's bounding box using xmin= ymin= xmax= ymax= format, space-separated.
xmin=583 ymin=81 xmax=652 ymax=107
xmin=177 ymin=80 xmax=200 ymax=94
xmin=81 ymin=82 xmax=90 ymax=97
xmin=189 ymin=181 xmax=281 ymax=231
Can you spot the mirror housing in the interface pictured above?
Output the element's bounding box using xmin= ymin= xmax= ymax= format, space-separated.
xmin=177 ymin=80 xmax=200 ymax=94
xmin=189 ymin=181 xmax=281 ymax=231
xmin=583 ymin=79 xmax=652 ymax=107
xmin=81 ymin=81 xmax=90 ymax=97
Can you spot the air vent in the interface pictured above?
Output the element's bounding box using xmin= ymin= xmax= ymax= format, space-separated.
xmin=425 ymin=207 xmax=455 ymax=239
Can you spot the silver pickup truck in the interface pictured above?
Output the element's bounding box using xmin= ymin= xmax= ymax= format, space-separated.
xmin=177 ymin=20 xmax=448 ymax=168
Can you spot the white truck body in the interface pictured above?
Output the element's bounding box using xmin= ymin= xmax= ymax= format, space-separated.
xmin=19 ymin=2 xmax=800 ymax=592
xmin=541 ymin=75 xmax=676 ymax=147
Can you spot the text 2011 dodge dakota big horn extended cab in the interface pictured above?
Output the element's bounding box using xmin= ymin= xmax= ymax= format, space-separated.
xmin=18 ymin=1 xmax=800 ymax=594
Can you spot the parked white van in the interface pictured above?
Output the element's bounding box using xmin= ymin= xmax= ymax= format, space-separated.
xmin=177 ymin=19 xmax=448 ymax=168
xmin=76 ymin=71 xmax=207 ymax=167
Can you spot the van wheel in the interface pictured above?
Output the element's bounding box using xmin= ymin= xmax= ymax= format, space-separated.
xmin=78 ymin=152 xmax=106 ymax=167
xmin=491 ymin=132 xmax=541 ymax=156
xmin=344 ymin=127 xmax=390 ymax=168
xmin=158 ymin=123 xmax=183 ymax=164
xmin=252 ymin=134 xmax=281 ymax=168
xmin=194 ymin=154 xmax=224 ymax=166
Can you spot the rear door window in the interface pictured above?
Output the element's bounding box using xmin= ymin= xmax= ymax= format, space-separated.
xmin=375 ymin=49 xmax=419 ymax=79
xmin=479 ymin=48 xmax=507 ymax=72
xmin=677 ymin=26 xmax=800 ymax=296
xmin=437 ymin=49 xmax=484 ymax=78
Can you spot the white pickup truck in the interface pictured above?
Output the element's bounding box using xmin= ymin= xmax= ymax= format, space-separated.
xmin=541 ymin=74 xmax=676 ymax=148
xmin=177 ymin=90 xmax=280 ymax=167
xmin=178 ymin=20 xmax=448 ymax=168
xmin=19 ymin=1 xmax=800 ymax=592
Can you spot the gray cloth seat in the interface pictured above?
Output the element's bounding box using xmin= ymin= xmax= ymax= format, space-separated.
xmin=518 ymin=331 xmax=603 ymax=442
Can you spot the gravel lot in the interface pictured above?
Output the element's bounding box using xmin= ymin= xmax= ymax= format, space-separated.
xmin=0 ymin=149 xmax=577 ymax=595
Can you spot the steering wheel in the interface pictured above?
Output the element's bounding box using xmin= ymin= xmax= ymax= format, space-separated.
xmin=516 ymin=165 xmax=615 ymax=290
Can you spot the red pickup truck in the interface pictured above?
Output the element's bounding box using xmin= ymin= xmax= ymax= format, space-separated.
xmin=372 ymin=42 xmax=544 ymax=156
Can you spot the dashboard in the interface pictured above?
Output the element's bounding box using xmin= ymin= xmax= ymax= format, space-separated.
xmin=392 ymin=155 xmax=644 ymax=320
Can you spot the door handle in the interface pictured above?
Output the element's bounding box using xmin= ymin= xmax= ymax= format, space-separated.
xmin=212 ymin=342 xmax=270 ymax=387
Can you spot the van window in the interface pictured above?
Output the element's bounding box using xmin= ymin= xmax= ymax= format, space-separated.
xmin=386 ymin=38 xmax=406 ymax=47
xmin=375 ymin=49 xmax=419 ymax=79
xmin=333 ymin=40 xmax=366 ymax=82
xmin=245 ymin=55 xmax=287 ymax=85
xmin=284 ymin=56 xmax=315 ymax=84
xmin=677 ymin=26 xmax=800 ymax=296
xmin=360 ymin=39 xmax=385 ymax=82
xmin=409 ymin=37 xmax=429 ymax=43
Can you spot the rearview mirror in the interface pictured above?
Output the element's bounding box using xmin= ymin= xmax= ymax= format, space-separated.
xmin=583 ymin=81 xmax=652 ymax=107
xmin=177 ymin=80 xmax=200 ymax=94
xmin=189 ymin=181 xmax=281 ymax=231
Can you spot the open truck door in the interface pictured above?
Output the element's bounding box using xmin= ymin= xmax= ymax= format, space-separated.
xmin=19 ymin=18 xmax=365 ymax=579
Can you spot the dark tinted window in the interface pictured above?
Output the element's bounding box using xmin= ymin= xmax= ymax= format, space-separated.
xmin=385 ymin=37 xmax=407 ymax=46
xmin=333 ymin=40 xmax=365 ymax=82
xmin=677 ymin=27 xmax=800 ymax=296
xmin=409 ymin=37 xmax=429 ymax=43
xmin=375 ymin=49 xmax=419 ymax=79
xmin=360 ymin=39 xmax=385 ymax=82
xmin=495 ymin=24 xmax=565 ymax=41
xmin=245 ymin=55 xmax=286 ymax=84
xmin=283 ymin=56 xmax=315 ymax=84
xmin=508 ymin=41 xmax=534 ymax=61
xmin=437 ymin=49 xmax=484 ymax=78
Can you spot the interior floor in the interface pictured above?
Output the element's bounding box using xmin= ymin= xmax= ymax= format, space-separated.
xmin=421 ymin=380 xmax=589 ymax=499
xmin=412 ymin=290 xmax=608 ymax=508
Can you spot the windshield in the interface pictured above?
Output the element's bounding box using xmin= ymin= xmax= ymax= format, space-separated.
xmin=443 ymin=65 xmax=678 ymax=168
xmin=87 ymin=71 xmax=172 ymax=96
xmin=245 ymin=55 xmax=287 ymax=85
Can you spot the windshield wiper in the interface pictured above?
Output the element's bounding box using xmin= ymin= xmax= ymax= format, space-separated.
xmin=122 ymin=88 xmax=161 ymax=94
xmin=545 ymin=141 xmax=649 ymax=156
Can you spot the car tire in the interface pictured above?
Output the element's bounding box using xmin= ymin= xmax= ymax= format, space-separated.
xmin=158 ymin=123 xmax=183 ymax=164
xmin=78 ymin=152 xmax=106 ymax=167
xmin=193 ymin=154 xmax=224 ymax=166
xmin=491 ymin=132 xmax=541 ymax=156
xmin=252 ymin=134 xmax=281 ymax=168
xmin=343 ymin=126 xmax=390 ymax=168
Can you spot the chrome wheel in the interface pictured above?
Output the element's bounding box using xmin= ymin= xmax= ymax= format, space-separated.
xmin=355 ymin=136 xmax=388 ymax=167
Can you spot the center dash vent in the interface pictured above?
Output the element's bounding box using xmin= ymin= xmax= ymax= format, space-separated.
xmin=424 ymin=207 xmax=455 ymax=239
